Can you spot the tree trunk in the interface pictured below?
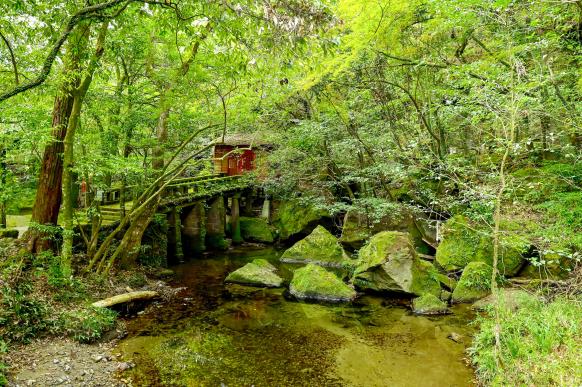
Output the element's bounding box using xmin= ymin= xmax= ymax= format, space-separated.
xmin=0 ymin=147 xmax=7 ymax=229
xmin=61 ymin=22 xmax=108 ymax=275
xmin=23 ymin=91 xmax=75 ymax=253
xmin=112 ymin=194 xmax=161 ymax=271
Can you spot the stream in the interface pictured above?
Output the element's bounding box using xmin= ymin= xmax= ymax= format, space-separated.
xmin=117 ymin=246 xmax=476 ymax=386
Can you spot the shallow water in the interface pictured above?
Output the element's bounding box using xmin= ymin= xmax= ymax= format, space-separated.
xmin=117 ymin=246 xmax=476 ymax=386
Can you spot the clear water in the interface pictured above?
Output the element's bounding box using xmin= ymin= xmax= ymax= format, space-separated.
xmin=117 ymin=246 xmax=476 ymax=386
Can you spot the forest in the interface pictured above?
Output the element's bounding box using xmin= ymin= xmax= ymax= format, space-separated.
xmin=0 ymin=0 xmax=580 ymax=386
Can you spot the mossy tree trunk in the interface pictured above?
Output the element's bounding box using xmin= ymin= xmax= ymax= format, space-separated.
xmin=61 ymin=22 xmax=108 ymax=277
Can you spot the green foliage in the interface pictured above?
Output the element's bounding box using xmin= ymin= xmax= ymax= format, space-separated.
xmin=0 ymin=338 xmax=7 ymax=386
xmin=470 ymin=297 xmax=582 ymax=386
xmin=0 ymin=284 xmax=53 ymax=343
xmin=59 ymin=307 xmax=117 ymax=344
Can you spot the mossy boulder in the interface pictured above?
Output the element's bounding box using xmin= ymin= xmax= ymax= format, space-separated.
xmin=352 ymin=231 xmax=441 ymax=296
xmin=435 ymin=273 xmax=457 ymax=290
xmin=435 ymin=215 xmax=527 ymax=276
xmin=340 ymin=209 xmax=434 ymax=254
xmin=340 ymin=209 xmax=409 ymax=248
xmin=280 ymin=225 xmax=349 ymax=267
xmin=451 ymin=262 xmax=493 ymax=303
xmin=239 ymin=217 xmax=274 ymax=243
xmin=472 ymin=288 xmax=538 ymax=312
xmin=412 ymin=294 xmax=450 ymax=315
xmin=519 ymin=249 xmax=576 ymax=280
xmin=289 ymin=263 xmax=356 ymax=302
xmin=272 ymin=200 xmax=328 ymax=241
xmin=0 ymin=229 xmax=19 ymax=239
xmin=225 ymin=259 xmax=283 ymax=288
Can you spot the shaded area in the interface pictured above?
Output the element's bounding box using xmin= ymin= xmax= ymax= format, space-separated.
xmin=117 ymin=247 xmax=476 ymax=386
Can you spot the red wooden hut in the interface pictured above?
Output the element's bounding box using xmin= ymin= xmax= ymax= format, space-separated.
xmin=212 ymin=134 xmax=270 ymax=176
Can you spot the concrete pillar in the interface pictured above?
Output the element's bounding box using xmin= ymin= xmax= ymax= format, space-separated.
xmin=183 ymin=201 xmax=206 ymax=256
xmin=261 ymin=196 xmax=271 ymax=221
xmin=230 ymin=193 xmax=243 ymax=245
xmin=167 ymin=207 xmax=184 ymax=263
xmin=205 ymin=196 xmax=228 ymax=250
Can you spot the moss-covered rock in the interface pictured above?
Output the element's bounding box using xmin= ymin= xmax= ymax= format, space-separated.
xmin=435 ymin=273 xmax=457 ymax=290
xmin=352 ymin=231 xmax=441 ymax=296
xmin=289 ymin=264 xmax=356 ymax=302
xmin=340 ymin=209 xmax=409 ymax=248
xmin=451 ymin=262 xmax=493 ymax=303
xmin=412 ymin=294 xmax=450 ymax=315
xmin=472 ymin=288 xmax=538 ymax=312
xmin=272 ymin=200 xmax=327 ymax=241
xmin=225 ymin=259 xmax=283 ymax=288
xmin=280 ymin=225 xmax=349 ymax=267
xmin=435 ymin=215 xmax=527 ymax=276
xmin=239 ymin=217 xmax=274 ymax=243
xmin=339 ymin=209 xmax=434 ymax=254
xmin=0 ymin=229 xmax=19 ymax=239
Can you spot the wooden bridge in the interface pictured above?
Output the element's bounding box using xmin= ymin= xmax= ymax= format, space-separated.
xmin=98 ymin=174 xmax=250 ymax=207
xmin=95 ymin=173 xmax=268 ymax=261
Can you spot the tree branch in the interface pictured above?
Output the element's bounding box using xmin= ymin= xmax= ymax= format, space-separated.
xmin=0 ymin=30 xmax=19 ymax=85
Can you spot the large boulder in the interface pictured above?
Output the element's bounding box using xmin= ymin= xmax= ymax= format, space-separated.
xmin=0 ymin=229 xmax=19 ymax=239
xmin=289 ymin=264 xmax=356 ymax=302
xmin=451 ymin=261 xmax=493 ymax=303
xmin=352 ymin=231 xmax=441 ymax=296
xmin=472 ymin=288 xmax=538 ymax=312
xmin=239 ymin=217 xmax=274 ymax=243
xmin=340 ymin=209 xmax=434 ymax=254
xmin=280 ymin=225 xmax=349 ymax=268
xmin=412 ymin=294 xmax=450 ymax=315
xmin=225 ymin=259 xmax=283 ymax=288
xmin=435 ymin=215 xmax=527 ymax=276
xmin=271 ymin=200 xmax=328 ymax=241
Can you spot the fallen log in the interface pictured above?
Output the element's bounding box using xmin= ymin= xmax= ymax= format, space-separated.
xmin=92 ymin=290 xmax=159 ymax=308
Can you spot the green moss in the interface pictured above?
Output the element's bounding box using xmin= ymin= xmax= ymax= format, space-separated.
xmin=412 ymin=294 xmax=449 ymax=315
xmin=206 ymin=234 xmax=229 ymax=250
xmin=435 ymin=273 xmax=457 ymax=290
xmin=289 ymin=263 xmax=356 ymax=302
xmin=272 ymin=201 xmax=327 ymax=240
xmin=353 ymin=232 xmax=441 ymax=296
xmin=239 ymin=217 xmax=274 ymax=243
xmin=410 ymin=260 xmax=442 ymax=297
xmin=435 ymin=215 xmax=526 ymax=276
xmin=225 ymin=259 xmax=283 ymax=287
xmin=281 ymin=225 xmax=348 ymax=267
xmin=0 ymin=229 xmax=18 ymax=239
xmin=451 ymin=262 xmax=493 ymax=303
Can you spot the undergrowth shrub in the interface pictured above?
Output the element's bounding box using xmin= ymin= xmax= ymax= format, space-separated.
xmin=0 ymin=338 xmax=8 ymax=386
xmin=0 ymin=284 xmax=54 ymax=343
xmin=470 ymin=296 xmax=582 ymax=386
xmin=59 ymin=307 xmax=117 ymax=343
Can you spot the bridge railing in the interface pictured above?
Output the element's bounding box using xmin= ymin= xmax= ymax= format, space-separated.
xmin=98 ymin=173 xmax=245 ymax=206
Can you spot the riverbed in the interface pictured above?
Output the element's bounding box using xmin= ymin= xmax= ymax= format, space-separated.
xmin=117 ymin=246 xmax=476 ymax=386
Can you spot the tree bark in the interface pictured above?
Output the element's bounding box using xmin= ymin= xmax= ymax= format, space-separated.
xmin=61 ymin=22 xmax=108 ymax=275
xmin=0 ymin=147 xmax=6 ymax=229
xmin=23 ymin=85 xmax=76 ymax=253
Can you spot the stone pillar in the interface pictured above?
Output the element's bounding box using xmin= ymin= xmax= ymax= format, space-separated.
xmin=206 ymin=196 xmax=228 ymax=250
xmin=230 ymin=193 xmax=243 ymax=245
xmin=261 ymin=196 xmax=271 ymax=221
xmin=183 ymin=201 xmax=206 ymax=256
xmin=167 ymin=207 xmax=184 ymax=263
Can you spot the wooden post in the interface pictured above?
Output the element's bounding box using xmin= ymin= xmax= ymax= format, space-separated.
xmin=231 ymin=193 xmax=243 ymax=245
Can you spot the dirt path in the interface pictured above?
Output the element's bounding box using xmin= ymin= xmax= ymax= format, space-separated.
xmin=6 ymin=338 xmax=134 ymax=387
